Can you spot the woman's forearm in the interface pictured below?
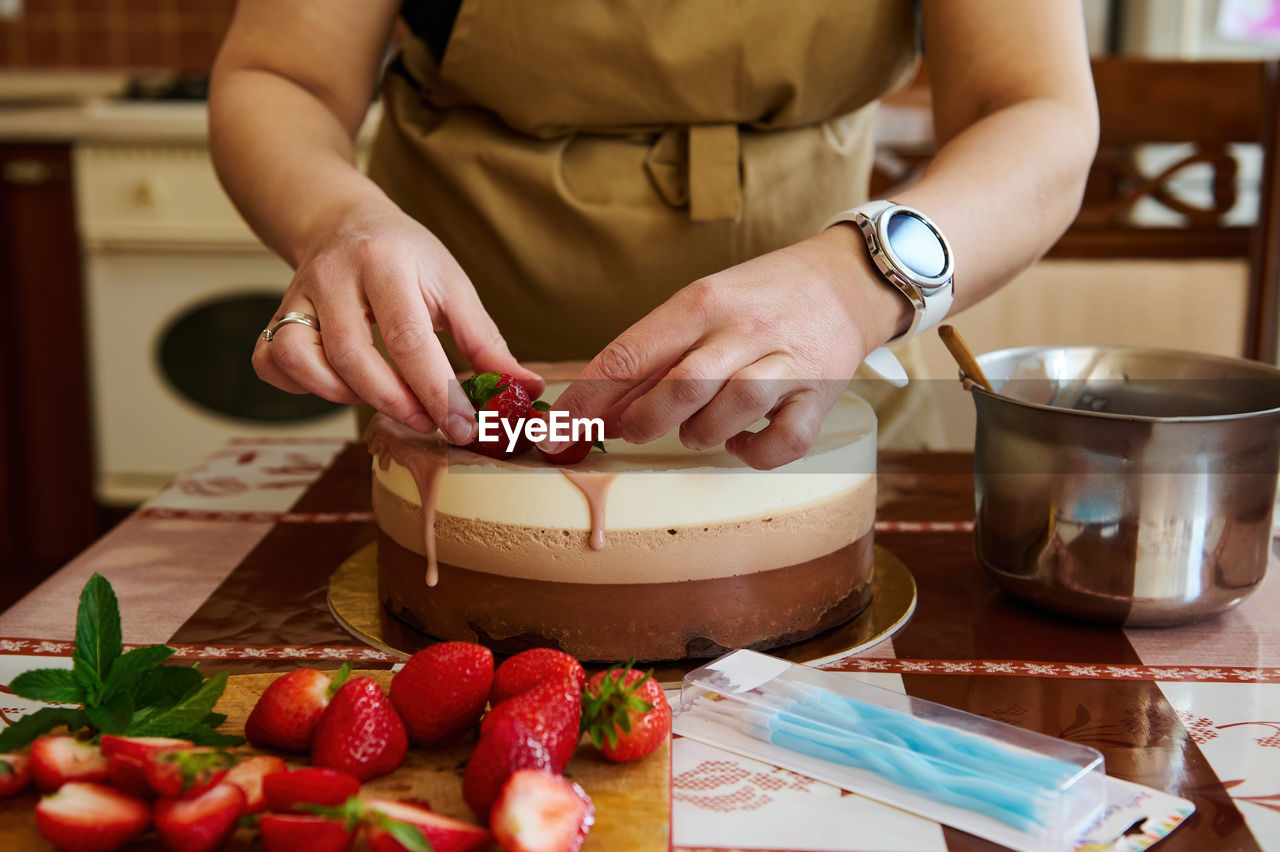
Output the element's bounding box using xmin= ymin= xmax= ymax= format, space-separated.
xmin=208 ymin=67 xmax=392 ymax=268
xmin=894 ymin=94 xmax=1098 ymax=316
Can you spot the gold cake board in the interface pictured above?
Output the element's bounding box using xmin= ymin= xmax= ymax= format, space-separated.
xmin=328 ymin=542 xmax=916 ymax=685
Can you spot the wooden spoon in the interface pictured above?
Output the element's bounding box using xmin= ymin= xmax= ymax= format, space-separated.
xmin=937 ymin=325 xmax=994 ymax=393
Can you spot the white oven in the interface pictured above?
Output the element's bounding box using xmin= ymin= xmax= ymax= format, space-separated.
xmin=76 ymin=139 xmax=357 ymax=505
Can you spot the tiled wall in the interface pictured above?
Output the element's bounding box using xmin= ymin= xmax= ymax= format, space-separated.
xmin=0 ymin=0 xmax=235 ymax=70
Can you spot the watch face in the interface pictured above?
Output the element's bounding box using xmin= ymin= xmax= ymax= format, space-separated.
xmin=884 ymin=210 xmax=948 ymax=279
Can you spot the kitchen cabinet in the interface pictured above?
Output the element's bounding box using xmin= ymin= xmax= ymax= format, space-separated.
xmin=0 ymin=142 xmax=100 ymax=608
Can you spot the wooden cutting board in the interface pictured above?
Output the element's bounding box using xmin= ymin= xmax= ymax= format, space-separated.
xmin=0 ymin=669 xmax=671 ymax=851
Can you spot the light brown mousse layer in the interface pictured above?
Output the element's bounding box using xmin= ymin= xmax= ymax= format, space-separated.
xmin=377 ymin=529 xmax=875 ymax=662
xmin=372 ymin=475 xmax=875 ymax=584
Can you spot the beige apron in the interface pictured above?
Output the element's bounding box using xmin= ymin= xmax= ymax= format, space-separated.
xmin=367 ymin=0 xmax=943 ymax=447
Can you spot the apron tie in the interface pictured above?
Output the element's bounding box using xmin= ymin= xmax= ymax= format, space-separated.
xmin=643 ymin=123 xmax=743 ymax=222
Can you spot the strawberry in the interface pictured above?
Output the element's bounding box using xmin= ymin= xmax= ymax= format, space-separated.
xmin=142 ymin=746 xmax=237 ymax=799
xmin=490 ymin=770 xmax=594 ymax=852
xmin=262 ymin=766 xmax=362 ymax=813
xmin=481 ymin=680 xmax=582 ymax=773
xmin=223 ymin=754 xmax=286 ymax=814
xmin=364 ymin=798 xmax=493 ymax=852
xmin=391 ymin=641 xmax=494 ymax=745
xmin=246 ymin=663 xmax=351 ymax=752
xmin=463 ymin=371 xmax=533 ymax=460
xmin=312 ymin=677 xmax=408 ymax=781
xmin=101 ymin=736 xmax=193 ymax=800
xmin=34 ymin=782 xmax=149 ymax=852
xmin=30 ymin=736 xmax=110 ymax=792
xmin=581 ymin=663 xmax=671 ymax=763
xmin=259 ymin=812 xmax=356 ymax=852
xmin=490 ymin=648 xmax=586 ymax=706
xmin=462 ymin=713 xmax=554 ymax=820
xmin=154 ymin=782 xmax=246 ymax=852
xmin=0 ymin=752 xmax=32 ymax=798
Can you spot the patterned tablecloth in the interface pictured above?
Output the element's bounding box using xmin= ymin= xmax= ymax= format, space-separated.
xmin=1 ymin=438 xmax=1278 ymax=851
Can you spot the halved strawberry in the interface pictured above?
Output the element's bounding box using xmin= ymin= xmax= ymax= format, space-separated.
xmin=223 ymin=754 xmax=286 ymax=814
xmin=0 ymin=752 xmax=32 ymax=798
xmin=481 ymin=679 xmax=582 ymax=773
xmin=30 ymin=736 xmax=110 ymax=793
xmin=101 ymin=736 xmax=193 ymax=800
xmin=364 ymin=798 xmax=493 ymax=852
xmin=490 ymin=648 xmax=586 ymax=707
xmin=142 ymin=746 xmax=237 ymax=799
xmin=154 ymin=782 xmax=245 ymax=852
xmin=391 ymin=641 xmax=493 ymax=745
xmin=490 ymin=770 xmax=594 ymax=852
xmin=259 ymin=812 xmax=356 ymax=852
xmin=247 ymin=664 xmax=350 ymax=752
xmin=34 ymin=781 xmax=149 ymax=852
xmin=262 ymin=766 xmax=362 ymax=813
xmin=581 ymin=663 xmax=671 ymax=763
xmin=462 ymin=713 xmax=554 ymax=820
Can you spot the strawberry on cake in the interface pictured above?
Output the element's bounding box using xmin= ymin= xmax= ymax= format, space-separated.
xmin=365 ymin=369 xmax=878 ymax=662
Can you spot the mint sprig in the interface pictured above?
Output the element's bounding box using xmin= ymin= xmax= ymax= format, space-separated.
xmin=0 ymin=573 xmax=243 ymax=752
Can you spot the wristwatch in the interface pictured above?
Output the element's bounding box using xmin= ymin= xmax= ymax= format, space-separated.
xmin=823 ymin=200 xmax=955 ymax=386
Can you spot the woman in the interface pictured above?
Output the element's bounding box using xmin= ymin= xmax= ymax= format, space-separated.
xmin=210 ymin=0 xmax=1097 ymax=469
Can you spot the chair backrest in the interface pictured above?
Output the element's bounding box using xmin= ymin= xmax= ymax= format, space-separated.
xmin=1049 ymin=59 xmax=1280 ymax=363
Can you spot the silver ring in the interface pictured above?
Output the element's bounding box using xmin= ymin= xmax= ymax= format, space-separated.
xmin=261 ymin=311 xmax=320 ymax=342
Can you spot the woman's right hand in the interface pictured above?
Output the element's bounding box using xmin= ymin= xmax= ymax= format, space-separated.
xmin=251 ymin=201 xmax=543 ymax=444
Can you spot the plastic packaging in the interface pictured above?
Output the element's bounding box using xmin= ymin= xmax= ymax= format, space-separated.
xmin=676 ymin=650 xmax=1106 ymax=852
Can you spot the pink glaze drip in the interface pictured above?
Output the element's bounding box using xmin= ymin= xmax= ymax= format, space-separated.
xmin=560 ymin=471 xmax=619 ymax=550
xmin=364 ymin=415 xmax=621 ymax=589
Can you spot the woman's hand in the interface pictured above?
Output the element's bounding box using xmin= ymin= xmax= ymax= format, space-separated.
xmin=549 ymin=225 xmax=910 ymax=469
xmin=252 ymin=201 xmax=543 ymax=444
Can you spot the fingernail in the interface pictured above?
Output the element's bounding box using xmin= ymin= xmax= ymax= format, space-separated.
xmin=447 ymin=413 xmax=475 ymax=445
xmin=407 ymin=414 xmax=434 ymax=433
xmin=540 ymin=439 xmax=567 ymax=454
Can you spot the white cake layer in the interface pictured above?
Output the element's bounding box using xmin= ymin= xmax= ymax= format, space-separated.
xmin=374 ymin=388 xmax=877 ymax=531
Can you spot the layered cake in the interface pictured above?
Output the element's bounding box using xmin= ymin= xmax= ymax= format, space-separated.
xmin=366 ymin=384 xmax=877 ymax=662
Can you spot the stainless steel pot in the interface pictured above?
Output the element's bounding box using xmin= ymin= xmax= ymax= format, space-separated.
xmin=970 ymin=345 xmax=1280 ymax=626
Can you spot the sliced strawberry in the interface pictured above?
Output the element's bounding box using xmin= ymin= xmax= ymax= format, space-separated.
xmin=34 ymin=781 xmax=149 ymax=852
xmin=262 ymin=766 xmax=362 ymax=813
xmin=312 ymin=678 xmax=408 ymax=782
xmin=247 ymin=664 xmax=350 ymax=752
xmin=223 ymin=754 xmax=286 ymax=814
xmin=462 ymin=713 xmax=554 ymax=820
xmin=142 ymin=746 xmax=237 ymax=799
xmin=259 ymin=812 xmax=356 ymax=852
xmin=154 ymin=782 xmax=246 ymax=852
xmin=490 ymin=770 xmax=594 ymax=852
xmin=364 ymin=798 xmax=493 ymax=852
xmin=481 ymin=679 xmax=582 ymax=773
xmin=391 ymin=641 xmax=494 ymax=745
xmin=101 ymin=737 xmax=193 ymax=800
xmin=0 ymin=752 xmax=33 ymax=798
xmin=30 ymin=736 xmax=110 ymax=793
xmin=582 ymin=664 xmax=671 ymax=763
xmin=490 ymin=648 xmax=586 ymax=706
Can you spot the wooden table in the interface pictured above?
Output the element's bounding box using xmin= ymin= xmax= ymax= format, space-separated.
xmin=2 ymin=439 xmax=1277 ymax=851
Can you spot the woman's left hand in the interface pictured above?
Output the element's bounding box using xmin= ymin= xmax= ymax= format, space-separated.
xmin=549 ymin=225 xmax=910 ymax=469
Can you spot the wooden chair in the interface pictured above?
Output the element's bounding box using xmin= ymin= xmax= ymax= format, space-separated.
xmin=873 ymin=59 xmax=1280 ymax=363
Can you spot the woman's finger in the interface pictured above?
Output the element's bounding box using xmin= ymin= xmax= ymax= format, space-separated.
xmin=679 ymin=355 xmax=794 ymax=451
xmin=443 ymin=275 xmax=545 ymax=398
xmin=257 ymin=302 xmax=363 ymax=404
xmin=315 ymin=289 xmax=435 ymax=432
xmin=365 ymin=268 xmax=477 ymax=445
xmin=613 ymin=338 xmax=760 ymax=444
xmin=726 ymin=388 xmax=827 ymax=470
